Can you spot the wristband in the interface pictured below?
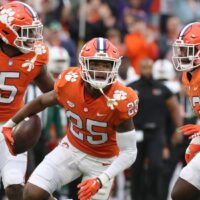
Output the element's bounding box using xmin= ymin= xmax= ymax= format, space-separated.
xmin=4 ymin=119 xmax=16 ymax=128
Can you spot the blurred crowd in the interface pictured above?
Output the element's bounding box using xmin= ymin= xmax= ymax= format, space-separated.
xmin=1 ymin=0 xmax=200 ymax=200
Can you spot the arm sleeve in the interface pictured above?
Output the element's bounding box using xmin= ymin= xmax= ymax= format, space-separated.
xmin=98 ymin=130 xmax=137 ymax=185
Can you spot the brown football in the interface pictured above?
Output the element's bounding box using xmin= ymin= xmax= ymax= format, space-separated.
xmin=12 ymin=115 xmax=42 ymax=154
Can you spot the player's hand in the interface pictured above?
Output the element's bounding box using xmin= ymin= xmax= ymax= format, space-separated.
xmin=185 ymin=137 xmax=200 ymax=164
xmin=2 ymin=127 xmax=15 ymax=155
xmin=178 ymin=124 xmax=200 ymax=139
xmin=78 ymin=178 xmax=101 ymax=200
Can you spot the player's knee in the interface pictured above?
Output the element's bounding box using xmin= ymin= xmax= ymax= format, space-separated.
xmin=24 ymin=182 xmax=50 ymax=200
xmin=5 ymin=184 xmax=23 ymax=200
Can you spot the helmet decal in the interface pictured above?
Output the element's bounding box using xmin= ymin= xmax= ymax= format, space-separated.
xmin=97 ymin=37 xmax=106 ymax=52
xmin=0 ymin=7 xmax=15 ymax=25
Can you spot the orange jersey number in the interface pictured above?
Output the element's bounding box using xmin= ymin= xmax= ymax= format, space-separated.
xmin=0 ymin=72 xmax=20 ymax=104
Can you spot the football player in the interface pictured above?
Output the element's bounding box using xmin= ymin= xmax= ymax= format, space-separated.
xmin=0 ymin=1 xmax=54 ymax=200
xmin=2 ymin=37 xmax=139 ymax=200
xmin=171 ymin=22 xmax=200 ymax=200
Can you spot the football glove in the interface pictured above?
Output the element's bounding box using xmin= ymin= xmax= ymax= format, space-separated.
xmin=78 ymin=178 xmax=101 ymax=200
xmin=185 ymin=136 xmax=200 ymax=164
xmin=2 ymin=127 xmax=15 ymax=155
xmin=178 ymin=124 xmax=200 ymax=139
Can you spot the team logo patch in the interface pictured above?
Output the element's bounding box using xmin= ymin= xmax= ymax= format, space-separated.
xmin=8 ymin=60 xmax=13 ymax=66
xmin=60 ymin=142 xmax=69 ymax=148
xmin=113 ymin=90 xmax=127 ymax=100
xmin=67 ymin=100 xmax=75 ymax=108
xmin=65 ymin=72 xmax=78 ymax=82
xmin=34 ymin=43 xmax=47 ymax=55
xmin=0 ymin=8 xmax=15 ymax=44
xmin=105 ymin=90 xmax=127 ymax=110
xmin=0 ymin=7 xmax=15 ymax=25
xmin=84 ymin=107 xmax=88 ymax=112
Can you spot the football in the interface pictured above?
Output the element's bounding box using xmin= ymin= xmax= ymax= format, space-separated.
xmin=12 ymin=115 xmax=42 ymax=154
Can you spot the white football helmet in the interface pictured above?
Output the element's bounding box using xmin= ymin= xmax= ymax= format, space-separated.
xmin=48 ymin=46 xmax=70 ymax=74
xmin=153 ymin=59 xmax=176 ymax=80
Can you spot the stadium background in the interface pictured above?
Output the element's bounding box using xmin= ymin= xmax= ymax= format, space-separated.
xmin=0 ymin=0 xmax=199 ymax=200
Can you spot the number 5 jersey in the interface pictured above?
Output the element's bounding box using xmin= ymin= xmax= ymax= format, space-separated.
xmin=0 ymin=42 xmax=48 ymax=122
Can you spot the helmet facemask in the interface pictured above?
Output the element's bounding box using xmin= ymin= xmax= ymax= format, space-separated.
xmin=79 ymin=56 xmax=121 ymax=89
xmin=13 ymin=22 xmax=43 ymax=53
xmin=172 ymin=39 xmax=200 ymax=71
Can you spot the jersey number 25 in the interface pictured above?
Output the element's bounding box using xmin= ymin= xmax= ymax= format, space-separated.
xmin=67 ymin=110 xmax=108 ymax=145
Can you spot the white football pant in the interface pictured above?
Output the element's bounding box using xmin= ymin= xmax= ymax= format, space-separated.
xmin=0 ymin=123 xmax=27 ymax=188
xmin=180 ymin=152 xmax=200 ymax=189
xmin=28 ymin=136 xmax=115 ymax=200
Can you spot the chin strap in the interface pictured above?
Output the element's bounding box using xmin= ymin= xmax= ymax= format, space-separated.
xmin=99 ymin=88 xmax=118 ymax=110
xmin=22 ymin=43 xmax=46 ymax=72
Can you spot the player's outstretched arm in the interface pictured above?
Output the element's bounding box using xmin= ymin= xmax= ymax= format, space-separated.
xmin=34 ymin=66 xmax=55 ymax=93
xmin=2 ymin=90 xmax=58 ymax=155
xmin=78 ymin=118 xmax=137 ymax=200
xmin=12 ymin=90 xmax=58 ymax=124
